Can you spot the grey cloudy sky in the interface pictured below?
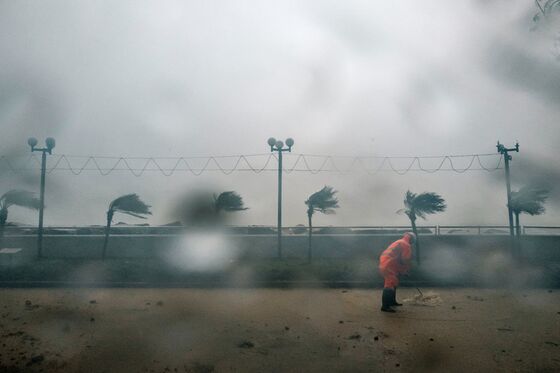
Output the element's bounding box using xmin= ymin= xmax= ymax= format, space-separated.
xmin=1 ymin=0 xmax=559 ymax=227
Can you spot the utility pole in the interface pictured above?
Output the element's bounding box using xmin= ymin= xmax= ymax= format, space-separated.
xmin=28 ymin=137 xmax=56 ymax=259
xmin=496 ymin=141 xmax=519 ymax=251
xmin=267 ymin=137 xmax=294 ymax=259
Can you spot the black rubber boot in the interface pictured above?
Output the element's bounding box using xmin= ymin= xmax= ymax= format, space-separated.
xmin=381 ymin=288 xmax=396 ymax=313
xmin=392 ymin=287 xmax=403 ymax=306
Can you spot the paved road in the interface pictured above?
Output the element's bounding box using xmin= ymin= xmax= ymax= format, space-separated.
xmin=0 ymin=288 xmax=559 ymax=372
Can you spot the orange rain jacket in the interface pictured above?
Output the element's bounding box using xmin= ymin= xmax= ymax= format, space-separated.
xmin=378 ymin=233 xmax=414 ymax=288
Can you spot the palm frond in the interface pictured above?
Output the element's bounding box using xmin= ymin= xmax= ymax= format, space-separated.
xmin=214 ymin=191 xmax=248 ymax=212
xmin=414 ymin=192 xmax=446 ymax=214
xmin=0 ymin=190 xmax=40 ymax=210
xmin=400 ymin=190 xmax=446 ymax=220
xmin=403 ymin=190 xmax=416 ymax=211
xmin=510 ymin=186 xmax=549 ymax=216
xmin=119 ymin=211 xmax=149 ymax=219
xmin=402 ymin=190 xmax=417 ymax=218
xmin=305 ymin=186 xmax=340 ymax=215
xmin=109 ymin=194 xmax=152 ymax=217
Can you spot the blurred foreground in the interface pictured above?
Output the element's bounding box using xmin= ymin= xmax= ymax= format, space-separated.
xmin=0 ymin=288 xmax=559 ymax=372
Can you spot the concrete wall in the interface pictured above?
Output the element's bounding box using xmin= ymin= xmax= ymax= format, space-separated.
xmin=2 ymin=234 xmax=559 ymax=260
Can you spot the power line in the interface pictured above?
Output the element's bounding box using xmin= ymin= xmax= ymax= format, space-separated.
xmin=0 ymin=152 xmax=503 ymax=177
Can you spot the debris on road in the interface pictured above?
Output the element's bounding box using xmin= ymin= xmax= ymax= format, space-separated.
xmin=26 ymin=354 xmax=44 ymax=366
xmin=467 ymin=295 xmax=484 ymax=302
xmin=24 ymin=300 xmax=39 ymax=311
xmin=237 ymin=341 xmax=254 ymax=348
xmin=403 ymin=292 xmax=443 ymax=306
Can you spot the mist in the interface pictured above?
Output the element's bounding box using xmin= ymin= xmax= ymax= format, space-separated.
xmin=1 ymin=0 xmax=559 ymax=228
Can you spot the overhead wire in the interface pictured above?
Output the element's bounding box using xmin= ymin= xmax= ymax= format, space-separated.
xmin=0 ymin=152 xmax=504 ymax=177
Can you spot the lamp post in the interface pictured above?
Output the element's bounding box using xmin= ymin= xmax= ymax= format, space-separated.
xmin=268 ymin=137 xmax=294 ymax=259
xmin=28 ymin=137 xmax=56 ymax=259
xmin=497 ymin=141 xmax=519 ymax=255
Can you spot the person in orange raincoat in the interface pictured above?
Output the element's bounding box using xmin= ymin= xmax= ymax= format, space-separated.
xmin=378 ymin=232 xmax=415 ymax=313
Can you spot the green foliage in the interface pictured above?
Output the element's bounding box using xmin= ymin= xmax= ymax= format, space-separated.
xmin=108 ymin=194 xmax=152 ymax=219
xmin=399 ymin=190 xmax=446 ymax=221
xmin=534 ymin=0 xmax=560 ymax=22
xmin=510 ymin=186 xmax=549 ymax=216
xmin=0 ymin=190 xmax=41 ymax=211
xmin=0 ymin=190 xmax=40 ymax=228
xmin=305 ymin=186 xmax=340 ymax=217
xmin=104 ymin=194 xmax=151 ymax=260
xmin=214 ymin=191 xmax=248 ymax=213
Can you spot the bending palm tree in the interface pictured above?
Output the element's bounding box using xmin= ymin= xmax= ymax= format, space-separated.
xmin=398 ymin=190 xmax=446 ymax=265
xmin=510 ymin=186 xmax=548 ymax=237
xmin=102 ymin=194 xmax=151 ymax=260
xmin=305 ymin=186 xmax=339 ymax=264
xmin=177 ymin=191 xmax=248 ymax=226
xmin=213 ymin=191 xmax=248 ymax=214
xmin=0 ymin=190 xmax=40 ymax=245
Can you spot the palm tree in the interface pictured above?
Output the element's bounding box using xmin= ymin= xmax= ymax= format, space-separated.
xmin=176 ymin=191 xmax=248 ymax=226
xmin=213 ymin=191 xmax=248 ymax=214
xmin=533 ymin=0 xmax=560 ymax=23
xmin=305 ymin=186 xmax=339 ymax=263
xmin=398 ymin=190 xmax=446 ymax=265
xmin=510 ymin=186 xmax=549 ymax=237
xmin=0 ymin=190 xmax=40 ymax=245
xmin=102 ymin=194 xmax=151 ymax=260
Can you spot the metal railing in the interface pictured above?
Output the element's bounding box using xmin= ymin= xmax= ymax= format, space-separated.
xmin=2 ymin=225 xmax=559 ymax=236
xmin=522 ymin=226 xmax=560 ymax=236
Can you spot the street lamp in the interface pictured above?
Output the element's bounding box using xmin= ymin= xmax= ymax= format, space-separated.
xmin=497 ymin=141 xmax=519 ymax=255
xmin=267 ymin=137 xmax=294 ymax=259
xmin=28 ymin=137 xmax=56 ymax=259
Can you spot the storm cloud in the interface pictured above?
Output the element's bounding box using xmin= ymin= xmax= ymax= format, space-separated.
xmin=0 ymin=0 xmax=558 ymax=227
